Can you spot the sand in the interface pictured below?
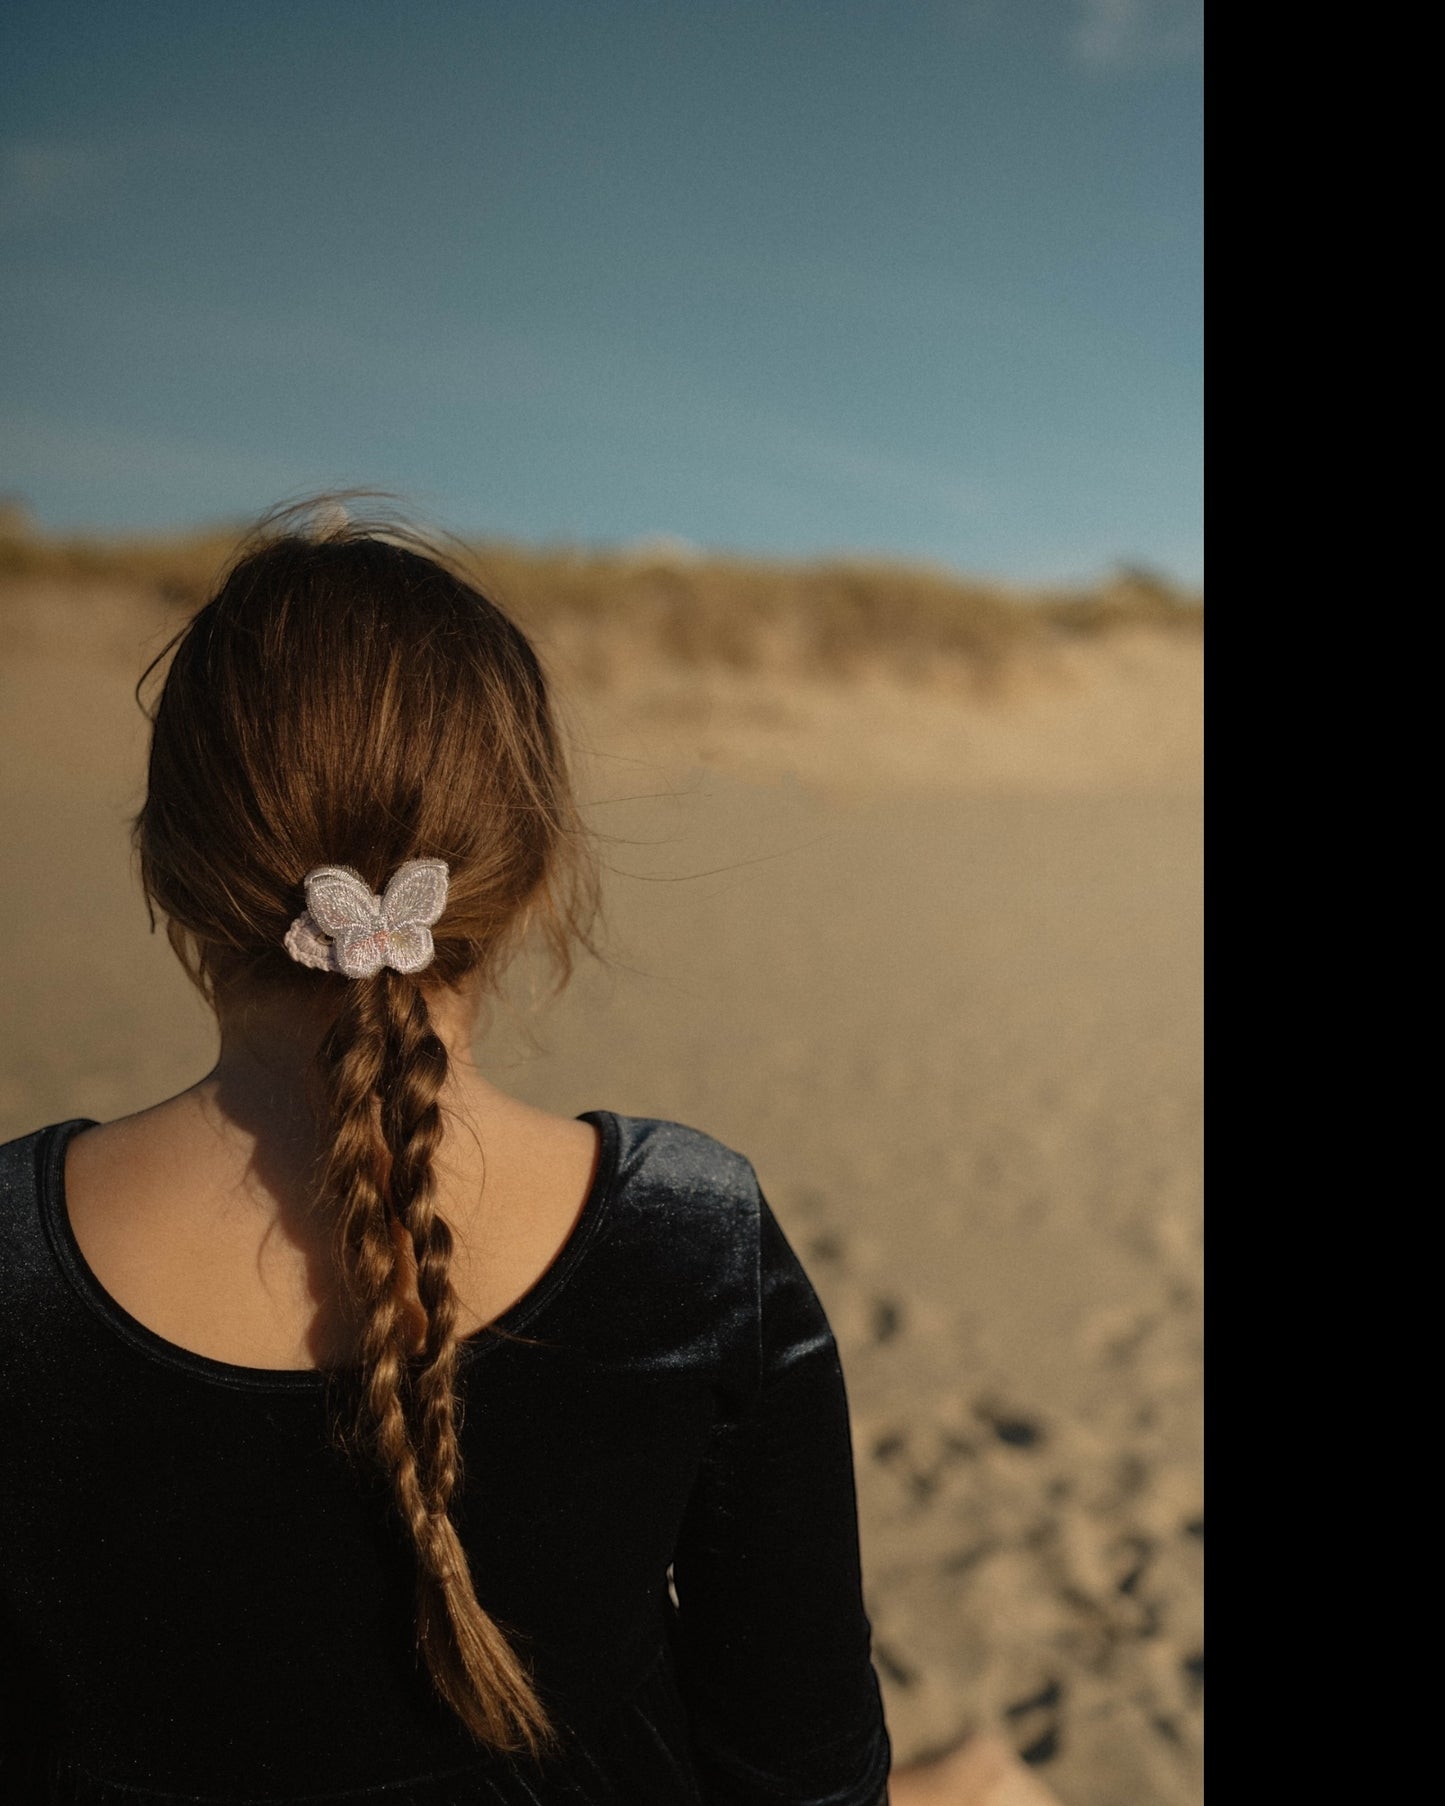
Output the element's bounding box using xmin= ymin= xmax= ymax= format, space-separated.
xmin=0 ymin=579 xmax=1202 ymax=1806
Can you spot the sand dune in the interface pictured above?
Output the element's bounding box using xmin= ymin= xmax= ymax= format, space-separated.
xmin=0 ymin=576 xmax=1202 ymax=1805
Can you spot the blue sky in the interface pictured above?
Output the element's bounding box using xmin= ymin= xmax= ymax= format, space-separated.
xmin=0 ymin=1 xmax=1202 ymax=584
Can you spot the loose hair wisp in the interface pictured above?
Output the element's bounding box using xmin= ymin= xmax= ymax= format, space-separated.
xmin=133 ymin=508 xmax=598 ymax=1756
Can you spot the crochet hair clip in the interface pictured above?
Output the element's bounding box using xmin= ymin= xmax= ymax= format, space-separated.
xmin=283 ymin=859 xmax=449 ymax=979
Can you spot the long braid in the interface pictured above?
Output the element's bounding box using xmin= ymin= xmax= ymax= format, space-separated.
xmin=317 ymin=983 xmax=429 ymax=1538
xmin=318 ymin=973 xmax=556 ymax=1758
xmin=378 ymin=984 xmax=461 ymax=1501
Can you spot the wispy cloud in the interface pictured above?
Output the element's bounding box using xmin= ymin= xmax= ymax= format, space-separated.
xmin=1071 ymin=0 xmax=1203 ymax=71
xmin=0 ymin=140 xmax=111 ymax=235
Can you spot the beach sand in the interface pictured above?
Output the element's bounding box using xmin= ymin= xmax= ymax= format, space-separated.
xmin=0 ymin=578 xmax=1202 ymax=1806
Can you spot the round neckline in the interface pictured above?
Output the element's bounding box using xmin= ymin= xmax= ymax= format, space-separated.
xmin=37 ymin=1109 xmax=620 ymax=1394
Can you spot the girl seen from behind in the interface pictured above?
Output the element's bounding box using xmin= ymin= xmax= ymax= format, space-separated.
xmin=0 ymin=508 xmax=894 ymax=1803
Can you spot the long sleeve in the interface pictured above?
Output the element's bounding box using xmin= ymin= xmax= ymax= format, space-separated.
xmin=671 ymin=1190 xmax=891 ymax=1806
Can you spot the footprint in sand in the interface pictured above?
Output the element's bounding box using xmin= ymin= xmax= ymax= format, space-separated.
xmin=806 ymin=1229 xmax=846 ymax=1266
xmin=870 ymin=1295 xmax=905 ymax=1343
xmin=889 ymin=1730 xmax=1068 ymax=1806
xmin=1003 ymin=1675 xmax=1065 ymax=1767
xmin=974 ymin=1399 xmax=1047 ymax=1451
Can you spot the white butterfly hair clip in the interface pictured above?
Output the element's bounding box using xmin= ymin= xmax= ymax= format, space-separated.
xmin=283 ymin=859 xmax=450 ymax=979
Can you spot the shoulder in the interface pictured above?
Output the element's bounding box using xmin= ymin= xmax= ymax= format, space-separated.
xmin=0 ymin=1119 xmax=90 ymax=1313
xmin=597 ymin=1116 xmax=827 ymax=1319
xmin=587 ymin=1115 xmax=837 ymax=1405
xmin=579 ymin=1116 xmax=770 ymax=1400
xmin=0 ymin=1121 xmax=51 ymax=1163
xmin=598 ymin=1112 xmax=763 ymax=1222
xmin=586 ymin=1113 xmax=766 ymax=1307
xmin=0 ymin=1119 xmax=74 ymax=1210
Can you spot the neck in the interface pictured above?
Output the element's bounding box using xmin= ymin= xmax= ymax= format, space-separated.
xmin=196 ymin=979 xmax=497 ymax=1182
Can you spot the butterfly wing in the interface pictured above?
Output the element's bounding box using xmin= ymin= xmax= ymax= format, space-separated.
xmin=380 ymin=859 xmax=449 ymax=930
xmin=304 ymin=866 xmax=382 ymax=937
xmin=333 ymin=927 xmax=390 ymax=980
xmin=381 ymin=923 xmax=436 ymax=974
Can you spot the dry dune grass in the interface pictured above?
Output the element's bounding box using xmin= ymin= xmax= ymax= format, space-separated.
xmin=0 ymin=513 xmax=1201 ymax=693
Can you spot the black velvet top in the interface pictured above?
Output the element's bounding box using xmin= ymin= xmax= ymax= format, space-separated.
xmin=0 ymin=1113 xmax=891 ymax=1805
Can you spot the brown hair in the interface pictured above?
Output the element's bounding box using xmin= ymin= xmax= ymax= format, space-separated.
xmin=133 ymin=503 xmax=597 ymax=1755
